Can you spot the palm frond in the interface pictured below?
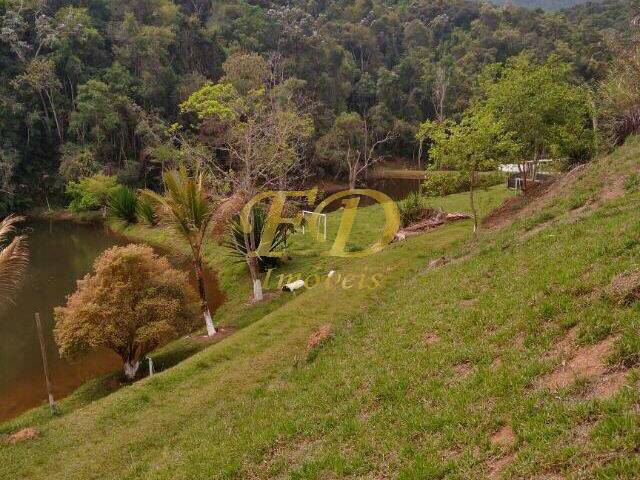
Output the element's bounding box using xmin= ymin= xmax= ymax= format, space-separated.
xmin=0 ymin=214 xmax=24 ymax=245
xmin=0 ymin=215 xmax=29 ymax=305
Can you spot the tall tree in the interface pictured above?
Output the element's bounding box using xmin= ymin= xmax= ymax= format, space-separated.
xmin=481 ymin=54 xmax=593 ymax=191
xmin=181 ymin=57 xmax=314 ymax=301
xmin=422 ymin=109 xmax=520 ymax=233
xmin=142 ymin=167 xmax=220 ymax=337
xmin=315 ymin=112 xmax=393 ymax=189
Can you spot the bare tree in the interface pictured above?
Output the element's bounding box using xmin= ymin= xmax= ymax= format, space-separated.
xmin=316 ymin=112 xmax=393 ymax=189
xmin=346 ymin=119 xmax=393 ymax=189
xmin=431 ymin=65 xmax=450 ymax=124
xmin=181 ymin=63 xmax=315 ymax=301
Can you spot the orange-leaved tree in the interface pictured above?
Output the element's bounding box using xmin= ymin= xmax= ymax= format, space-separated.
xmin=54 ymin=244 xmax=199 ymax=381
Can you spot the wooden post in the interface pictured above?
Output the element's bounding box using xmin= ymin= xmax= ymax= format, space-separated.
xmin=35 ymin=313 xmax=58 ymax=415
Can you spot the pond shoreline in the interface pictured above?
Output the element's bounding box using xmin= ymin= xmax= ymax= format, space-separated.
xmin=1 ymin=213 xmax=227 ymax=426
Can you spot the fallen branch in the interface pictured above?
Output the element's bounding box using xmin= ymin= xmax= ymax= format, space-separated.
xmin=394 ymin=211 xmax=471 ymax=241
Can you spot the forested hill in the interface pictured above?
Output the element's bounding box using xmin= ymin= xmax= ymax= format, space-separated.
xmin=489 ymin=0 xmax=597 ymax=11
xmin=0 ymin=0 xmax=634 ymax=215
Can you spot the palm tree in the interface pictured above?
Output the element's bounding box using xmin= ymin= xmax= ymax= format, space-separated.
xmin=0 ymin=215 xmax=29 ymax=306
xmin=142 ymin=167 xmax=218 ymax=337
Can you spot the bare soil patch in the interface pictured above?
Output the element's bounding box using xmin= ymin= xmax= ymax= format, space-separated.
xmin=193 ymin=325 xmax=237 ymax=344
xmin=246 ymin=290 xmax=281 ymax=305
xmin=587 ymin=371 xmax=629 ymax=400
xmin=459 ymin=298 xmax=479 ymax=308
xmin=483 ymin=164 xmax=589 ymax=230
xmin=491 ymin=425 xmax=515 ymax=447
xmin=600 ymin=175 xmax=626 ymax=202
xmin=607 ymin=269 xmax=640 ymax=306
xmin=3 ymin=427 xmax=39 ymax=444
xmin=423 ymin=332 xmax=441 ymax=345
xmin=487 ymin=452 xmax=515 ymax=479
xmin=427 ymin=256 xmax=450 ymax=270
xmin=538 ymin=334 xmax=619 ymax=391
xmin=306 ymin=324 xmax=334 ymax=352
xmin=452 ymin=361 xmax=473 ymax=379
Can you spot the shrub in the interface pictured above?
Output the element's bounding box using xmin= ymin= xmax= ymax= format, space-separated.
xmin=137 ymin=195 xmax=158 ymax=226
xmin=600 ymin=44 xmax=640 ymax=145
xmin=107 ymin=186 xmax=139 ymax=224
xmin=422 ymin=171 xmax=505 ymax=197
xmin=397 ymin=191 xmax=430 ymax=227
xmin=422 ymin=171 xmax=467 ymax=197
xmin=66 ymin=174 xmax=119 ymax=213
xmin=225 ymin=207 xmax=287 ymax=272
xmin=54 ymin=244 xmax=199 ymax=381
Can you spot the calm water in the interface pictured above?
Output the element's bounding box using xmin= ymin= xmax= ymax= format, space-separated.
xmin=316 ymin=167 xmax=423 ymax=211
xmin=0 ymin=220 xmax=223 ymax=422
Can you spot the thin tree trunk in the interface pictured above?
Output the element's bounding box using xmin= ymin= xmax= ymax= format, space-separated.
xmin=520 ymin=161 xmax=528 ymax=194
xmin=243 ymin=221 xmax=263 ymax=302
xmin=470 ymin=171 xmax=478 ymax=235
xmin=590 ymin=97 xmax=599 ymax=153
xmin=123 ymin=359 xmax=140 ymax=381
xmin=195 ymin=262 xmax=216 ymax=336
xmin=35 ymin=313 xmax=57 ymax=415
xmin=37 ymin=91 xmax=52 ymax=138
xmin=45 ymin=90 xmax=63 ymax=142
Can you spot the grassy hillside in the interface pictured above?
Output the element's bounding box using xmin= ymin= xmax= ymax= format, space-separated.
xmin=3 ymin=139 xmax=640 ymax=479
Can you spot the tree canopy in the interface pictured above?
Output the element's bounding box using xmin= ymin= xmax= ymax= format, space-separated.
xmin=54 ymin=244 xmax=199 ymax=380
xmin=0 ymin=0 xmax=635 ymax=214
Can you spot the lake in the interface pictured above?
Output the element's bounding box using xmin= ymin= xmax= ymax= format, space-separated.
xmin=0 ymin=220 xmax=222 ymax=423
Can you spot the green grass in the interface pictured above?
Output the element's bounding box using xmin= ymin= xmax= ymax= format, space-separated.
xmin=3 ymin=139 xmax=640 ymax=480
xmin=6 ymin=185 xmax=508 ymax=432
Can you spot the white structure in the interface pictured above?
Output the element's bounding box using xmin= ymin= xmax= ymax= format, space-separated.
xmin=499 ymin=164 xmax=520 ymax=173
xmin=283 ymin=279 xmax=305 ymax=292
xmin=301 ymin=210 xmax=327 ymax=240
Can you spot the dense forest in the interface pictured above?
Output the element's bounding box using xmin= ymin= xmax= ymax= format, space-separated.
xmin=0 ymin=0 xmax=635 ymax=215
xmin=489 ymin=0 xmax=597 ymax=11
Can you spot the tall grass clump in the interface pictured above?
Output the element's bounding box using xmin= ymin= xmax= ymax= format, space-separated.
xmin=108 ymin=186 xmax=138 ymax=225
xmin=137 ymin=195 xmax=158 ymax=226
xmin=397 ymin=191 xmax=429 ymax=227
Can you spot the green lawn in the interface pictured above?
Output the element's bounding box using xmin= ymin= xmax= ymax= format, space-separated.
xmin=3 ymin=138 xmax=640 ymax=480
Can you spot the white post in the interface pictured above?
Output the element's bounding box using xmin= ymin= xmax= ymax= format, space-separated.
xmin=253 ymin=279 xmax=263 ymax=301
xmin=204 ymin=308 xmax=216 ymax=337
xmin=35 ymin=313 xmax=58 ymax=415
